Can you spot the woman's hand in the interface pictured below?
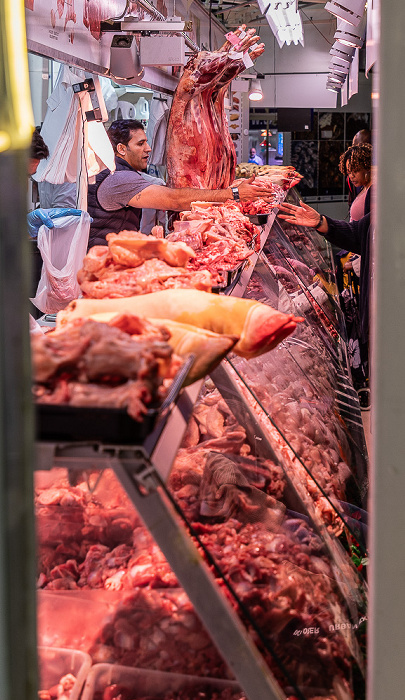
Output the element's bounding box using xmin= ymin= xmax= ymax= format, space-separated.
xmin=278 ymin=200 xmax=321 ymax=228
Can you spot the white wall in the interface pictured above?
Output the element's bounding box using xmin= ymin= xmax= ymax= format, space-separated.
xmin=248 ymin=15 xmax=372 ymax=111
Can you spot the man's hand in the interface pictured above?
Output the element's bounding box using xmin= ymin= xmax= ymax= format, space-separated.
xmin=237 ymin=176 xmax=279 ymax=202
xmin=27 ymin=207 xmax=82 ymax=238
xmin=278 ymin=200 xmax=322 ymax=228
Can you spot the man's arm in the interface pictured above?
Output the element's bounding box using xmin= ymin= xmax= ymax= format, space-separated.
xmin=127 ymin=176 xmax=278 ymax=211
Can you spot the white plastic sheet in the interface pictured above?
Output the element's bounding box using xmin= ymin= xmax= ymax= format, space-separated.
xmin=30 ymin=212 xmax=91 ymax=314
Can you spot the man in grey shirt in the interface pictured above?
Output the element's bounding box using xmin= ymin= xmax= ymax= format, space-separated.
xmin=87 ymin=119 xmax=276 ymax=248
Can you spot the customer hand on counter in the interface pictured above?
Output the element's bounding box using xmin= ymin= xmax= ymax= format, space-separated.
xmin=27 ymin=207 xmax=82 ymax=238
xmin=278 ymin=201 xmax=328 ymax=233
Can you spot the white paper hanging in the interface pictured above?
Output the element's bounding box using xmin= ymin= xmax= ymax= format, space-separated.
xmin=366 ymin=0 xmax=380 ymax=77
xmin=349 ymin=49 xmax=360 ymax=100
xmin=340 ymin=78 xmax=348 ymax=107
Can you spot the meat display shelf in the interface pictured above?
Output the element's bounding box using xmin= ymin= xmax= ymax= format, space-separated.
xmin=34 ymin=200 xmax=368 ymax=700
xmin=35 ymin=435 xmax=286 ymax=700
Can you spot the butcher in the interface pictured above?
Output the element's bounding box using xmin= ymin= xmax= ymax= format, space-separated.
xmin=87 ymin=119 xmax=276 ymax=248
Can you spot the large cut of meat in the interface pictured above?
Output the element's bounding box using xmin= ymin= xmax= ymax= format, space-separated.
xmin=166 ymin=29 xmax=265 ymax=189
xmin=78 ymin=231 xmax=217 ymax=298
xmin=32 ymin=317 xmax=179 ymax=420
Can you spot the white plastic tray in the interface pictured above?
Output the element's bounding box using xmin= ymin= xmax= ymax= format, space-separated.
xmin=38 ymin=646 xmax=92 ymax=700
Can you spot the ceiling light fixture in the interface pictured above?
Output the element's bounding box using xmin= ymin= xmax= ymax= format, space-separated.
xmin=334 ymin=19 xmax=364 ymax=48
xmin=328 ymin=58 xmax=350 ymax=74
xmin=257 ymin=0 xmax=304 ymax=48
xmin=324 ymin=0 xmax=366 ymax=27
xmin=248 ymin=78 xmax=264 ymax=101
xmin=109 ymin=35 xmax=144 ymax=82
xmin=329 ymin=40 xmax=355 ymax=63
xmin=328 ymin=74 xmax=345 ymax=84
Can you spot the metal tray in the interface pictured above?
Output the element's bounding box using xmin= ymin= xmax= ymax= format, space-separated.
xmin=211 ymin=260 xmax=246 ymax=292
xmin=35 ymin=355 xmax=194 ymax=446
xmin=247 ymin=213 xmax=269 ymax=225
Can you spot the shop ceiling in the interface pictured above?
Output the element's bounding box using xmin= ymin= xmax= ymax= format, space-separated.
xmin=200 ymin=0 xmax=334 ymax=33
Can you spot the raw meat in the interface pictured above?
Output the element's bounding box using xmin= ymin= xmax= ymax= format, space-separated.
xmin=38 ymin=673 xmax=77 ymax=700
xmin=78 ymin=232 xmax=217 ymax=298
xmin=32 ymin=317 xmax=178 ymax=421
xmin=106 ymin=231 xmax=195 ymax=268
xmin=167 ymin=29 xmax=265 ymax=189
xmin=56 ymin=289 xmax=303 ymax=360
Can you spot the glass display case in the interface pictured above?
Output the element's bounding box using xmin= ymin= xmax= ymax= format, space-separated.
xmin=35 ymin=200 xmax=368 ymax=700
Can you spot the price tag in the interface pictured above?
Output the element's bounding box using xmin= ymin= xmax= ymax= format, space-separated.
xmin=243 ymin=52 xmax=254 ymax=68
xmin=225 ymin=31 xmax=240 ymax=46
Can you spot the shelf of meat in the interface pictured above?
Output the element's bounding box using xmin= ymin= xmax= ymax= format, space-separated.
xmin=34 ymin=202 xmax=368 ymax=700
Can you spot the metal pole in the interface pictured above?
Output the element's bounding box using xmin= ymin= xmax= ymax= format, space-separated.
xmin=0 ymin=2 xmax=39 ymax=697
xmin=369 ymin=0 xmax=405 ymax=697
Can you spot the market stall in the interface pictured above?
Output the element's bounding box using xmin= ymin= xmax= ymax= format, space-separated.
xmin=32 ymin=185 xmax=369 ymax=699
xmin=0 ymin=2 xmax=376 ymax=699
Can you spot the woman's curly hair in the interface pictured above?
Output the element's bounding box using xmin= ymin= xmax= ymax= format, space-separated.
xmin=339 ymin=143 xmax=372 ymax=176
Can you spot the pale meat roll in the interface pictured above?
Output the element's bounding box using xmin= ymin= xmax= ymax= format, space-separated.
xmin=57 ymin=289 xmax=302 ymax=359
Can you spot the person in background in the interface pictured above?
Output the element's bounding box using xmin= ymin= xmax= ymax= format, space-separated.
xmin=28 ymin=128 xmax=49 ymax=176
xmin=347 ymin=129 xmax=372 ymax=207
xmin=352 ymin=128 xmax=371 ymax=148
xmin=333 ymin=143 xmax=373 ymax=403
xmin=340 ymin=143 xmax=372 ymax=223
xmin=87 ymin=119 xmax=276 ymax=248
xmin=27 ymin=129 xmax=82 ymax=317
xmin=248 ymin=147 xmax=263 ymax=166
xmin=278 ymin=200 xmax=372 ymax=407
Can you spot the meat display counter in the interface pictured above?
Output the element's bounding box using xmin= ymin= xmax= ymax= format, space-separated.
xmin=34 ymin=202 xmax=368 ymax=700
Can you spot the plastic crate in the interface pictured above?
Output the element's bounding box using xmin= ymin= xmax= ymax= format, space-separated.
xmin=81 ymin=663 xmax=243 ymax=700
xmin=38 ymin=646 xmax=92 ymax=700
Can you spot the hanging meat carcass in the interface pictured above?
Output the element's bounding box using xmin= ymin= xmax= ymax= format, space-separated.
xmin=166 ymin=28 xmax=265 ymax=190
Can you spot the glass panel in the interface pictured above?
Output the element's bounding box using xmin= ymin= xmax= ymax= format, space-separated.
xmin=169 ymin=374 xmax=367 ymax=700
xmin=318 ymin=141 xmax=346 ymax=197
xmin=345 ymin=113 xmax=371 ymax=142
xmin=319 ymin=112 xmax=344 ymax=140
xmin=291 ymin=140 xmax=318 ymax=196
xmin=291 ymin=111 xmax=319 ymax=141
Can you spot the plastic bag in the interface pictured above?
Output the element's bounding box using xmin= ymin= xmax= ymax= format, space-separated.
xmin=30 ymin=212 xmax=91 ymax=314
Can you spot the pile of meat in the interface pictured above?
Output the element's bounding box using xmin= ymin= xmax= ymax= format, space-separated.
xmin=38 ymin=673 xmax=77 ymax=700
xmin=32 ymin=316 xmax=180 ymax=421
xmin=235 ymin=164 xmax=304 ymax=190
xmin=166 ymin=28 xmax=265 ymax=189
xmin=166 ymin=202 xmax=260 ymax=275
xmin=78 ymin=231 xmax=217 ymax=299
xmin=235 ymin=180 xmax=284 ymax=216
xmin=34 ymin=423 xmax=362 ymax=698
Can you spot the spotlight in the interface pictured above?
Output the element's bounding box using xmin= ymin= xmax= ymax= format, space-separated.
xmin=109 ymin=35 xmax=144 ymax=83
xmin=248 ymin=78 xmax=264 ymax=101
xmin=324 ymin=0 xmax=366 ymax=27
xmin=334 ymin=19 xmax=364 ymax=48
